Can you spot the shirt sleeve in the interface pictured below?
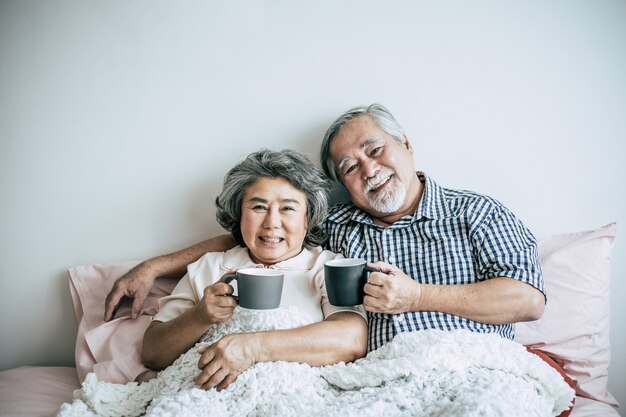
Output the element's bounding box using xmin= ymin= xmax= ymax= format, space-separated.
xmin=153 ymin=251 xmax=229 ymax=323
xmin=153 ymin=273 xmax=199 ymax=322
xmin=475 ymin=204 xmax=545 ymax=296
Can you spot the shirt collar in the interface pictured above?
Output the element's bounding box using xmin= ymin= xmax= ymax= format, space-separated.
xmin=326 ymin=172 xmax=450 ymax=225
xmin=414 ymin=174 xmax=450 ymax=220
xmin=222 ymin=246 xmax=320 ymax=271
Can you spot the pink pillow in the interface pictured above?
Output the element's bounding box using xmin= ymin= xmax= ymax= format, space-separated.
xmin=0 ymin=366 xmax=79 ymax=416
xmin=68 ymin=262 xmax=178 ymax=384
xmin=515 ymin=223 xmax=618 ymax=406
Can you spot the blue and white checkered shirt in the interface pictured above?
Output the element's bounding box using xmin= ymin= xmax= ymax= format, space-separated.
xmin=325 ymin=173 xmax=544 ymax=352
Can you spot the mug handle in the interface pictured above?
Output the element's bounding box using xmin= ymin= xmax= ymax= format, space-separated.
xmin=220 ymin=273 xmax=239 ymax=301
xmin=363 ymin=266 xmax=378 ymax=284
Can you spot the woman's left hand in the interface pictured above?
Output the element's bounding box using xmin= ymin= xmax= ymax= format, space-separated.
xmin=195 ymin=333 xmax=261 ymax=391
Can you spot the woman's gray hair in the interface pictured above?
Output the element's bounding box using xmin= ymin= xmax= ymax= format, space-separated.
xmin=320 ymin=103 xmax=406 ymax=182
xmin=215 ymin=149 xmax=330 ymax=247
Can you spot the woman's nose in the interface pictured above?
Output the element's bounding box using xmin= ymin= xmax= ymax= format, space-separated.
xmin=262 ymin=208 xmax=281 ymax=228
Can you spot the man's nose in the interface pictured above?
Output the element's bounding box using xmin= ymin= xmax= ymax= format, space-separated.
xmin=361 ymin=158 xmax=380 ymax=179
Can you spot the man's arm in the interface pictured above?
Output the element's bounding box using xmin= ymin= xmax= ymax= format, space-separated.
xmin=363 ymin=262 xmax=545 ymax=324
xmin=104 ymin=234 xmax=237 ymax=321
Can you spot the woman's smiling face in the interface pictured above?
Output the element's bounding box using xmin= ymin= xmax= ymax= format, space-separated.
xmin=240 ymin=176 xmax=308 ymax=265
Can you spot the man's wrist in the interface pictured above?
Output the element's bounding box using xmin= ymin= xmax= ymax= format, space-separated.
xmin=135 ymin=260 xmax=158 ymax=281
xmin=411 ymin=281 xmax=424 ymax=312
xmin=145 ymin=255 xmax=174 ymax=279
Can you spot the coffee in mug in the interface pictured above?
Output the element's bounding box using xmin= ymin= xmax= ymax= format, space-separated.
xmin=324 ymin=258 xmax=376 ymax=306
xmin=221 ymin=268 xmax=284 ymax=310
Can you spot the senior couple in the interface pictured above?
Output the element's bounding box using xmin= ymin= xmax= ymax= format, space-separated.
xmin=106 ymin=104 xmax=545 ymax=390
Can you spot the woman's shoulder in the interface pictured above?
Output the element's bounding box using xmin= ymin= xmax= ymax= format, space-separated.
xmin=318 ymin=248 xmax=344 ymax=261
xmin=221 ymin=246 xmax=257 ymax=270
xmin=304 ymin=246 xmax=345 ymax=270
xmin=301 ymin=246 xmax=344 ymax=260
xmin=187 ymin=246 xmax=249 ymax=282
xmin=190 ymin=250 xmax=225 ymax=267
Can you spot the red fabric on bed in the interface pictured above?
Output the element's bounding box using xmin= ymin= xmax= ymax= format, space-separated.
xmin=527 ymin=347 xmax=577 ymax=417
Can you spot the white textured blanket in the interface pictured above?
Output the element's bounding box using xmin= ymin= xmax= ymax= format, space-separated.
xmin=58 ymin=307 xmax=574 ymax=417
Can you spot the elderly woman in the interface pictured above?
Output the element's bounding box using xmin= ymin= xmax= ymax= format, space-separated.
xmin=142 ymin=149 xmax=368 ymax=391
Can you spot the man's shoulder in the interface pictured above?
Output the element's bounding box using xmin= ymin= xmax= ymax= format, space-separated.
xmin=439 ymin=184 xmax=505 ymax=213
xmin=327 ymin=201 xmax=358 ymax=223
xmin=422 ymin=177 xmax=516 ymax=228
xmin=437 ymin=183 xmax=528 ymax=235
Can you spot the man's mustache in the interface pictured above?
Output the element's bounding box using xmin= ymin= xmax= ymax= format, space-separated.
xmin=364 ymin=168 xmax=395 ymax=193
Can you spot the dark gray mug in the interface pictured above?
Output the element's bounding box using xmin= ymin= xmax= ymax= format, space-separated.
xmin=221 ymin=268 xmax=284 ymax=310
xmin=324 ymin=258 xmax=376 ymax=306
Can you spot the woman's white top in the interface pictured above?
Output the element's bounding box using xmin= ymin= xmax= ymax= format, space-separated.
xmin=154 ymin=246 xmax=366 ymax=323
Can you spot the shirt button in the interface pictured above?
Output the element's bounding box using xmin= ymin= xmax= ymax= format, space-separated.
xmin=395 ymin=315 xmax=404 ymax=322
xmin=388 ymin=256 xmax=395 ymax=263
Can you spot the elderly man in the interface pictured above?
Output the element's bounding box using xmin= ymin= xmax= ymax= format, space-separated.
xmin=105 ymin=104 xmax=545 ymax=351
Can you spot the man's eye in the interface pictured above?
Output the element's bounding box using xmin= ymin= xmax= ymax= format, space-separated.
xmin=370 ymin=146 xmax=383 ymax=157
xmin=344 ymin=164 xmax=358 ymax=175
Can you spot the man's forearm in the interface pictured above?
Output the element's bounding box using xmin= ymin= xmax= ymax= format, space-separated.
xmin=149 ymin=234 xmax=236 ymax=278
xmin=417 ymin=277 xmax=545 ymax=324
xmin=105 ymin=234 xmax=237 ymax=322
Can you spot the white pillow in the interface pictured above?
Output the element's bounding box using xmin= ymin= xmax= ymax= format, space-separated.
xmin=515 ymin=223 xmax=618 ymax=406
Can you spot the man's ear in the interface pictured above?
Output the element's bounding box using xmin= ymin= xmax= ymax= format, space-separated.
xmin=403 ymin=135 xmax=414 ymax=152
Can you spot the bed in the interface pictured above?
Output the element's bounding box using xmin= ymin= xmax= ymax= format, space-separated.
xmin=0 ymin=223 xmax=621 ymax=417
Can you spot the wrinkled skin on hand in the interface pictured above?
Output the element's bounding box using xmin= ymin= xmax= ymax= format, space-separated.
xmin=195 ymin=273 xmax=238 ymax=325
xmin=363 ymin=261 xmax=421 ymax=314
xmin=104 ymin=262 xmax=158 ymax=321
xmin=195 ymin=333 xmax=261 ymax=391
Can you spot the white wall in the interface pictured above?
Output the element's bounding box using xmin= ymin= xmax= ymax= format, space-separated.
xmin=1 ymin=0 xmax=624 ymax=407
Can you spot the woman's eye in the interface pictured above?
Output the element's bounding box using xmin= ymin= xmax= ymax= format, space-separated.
xmin=282 ymin=206 xmax=296 ymax=212
xmin=252 ymin=205 xmax=268 ymax=211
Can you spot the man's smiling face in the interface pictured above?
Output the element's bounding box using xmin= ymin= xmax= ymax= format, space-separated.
xmin=329 ymin=115 xmax=420 ymax=220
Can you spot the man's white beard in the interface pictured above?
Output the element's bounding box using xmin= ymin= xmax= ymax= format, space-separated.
xmin=364 ymin=170 xmax=406 ymax=214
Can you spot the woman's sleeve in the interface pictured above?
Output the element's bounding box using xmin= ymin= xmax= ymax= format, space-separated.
xmin=152 ymin=273 xmax=198 ymax=322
